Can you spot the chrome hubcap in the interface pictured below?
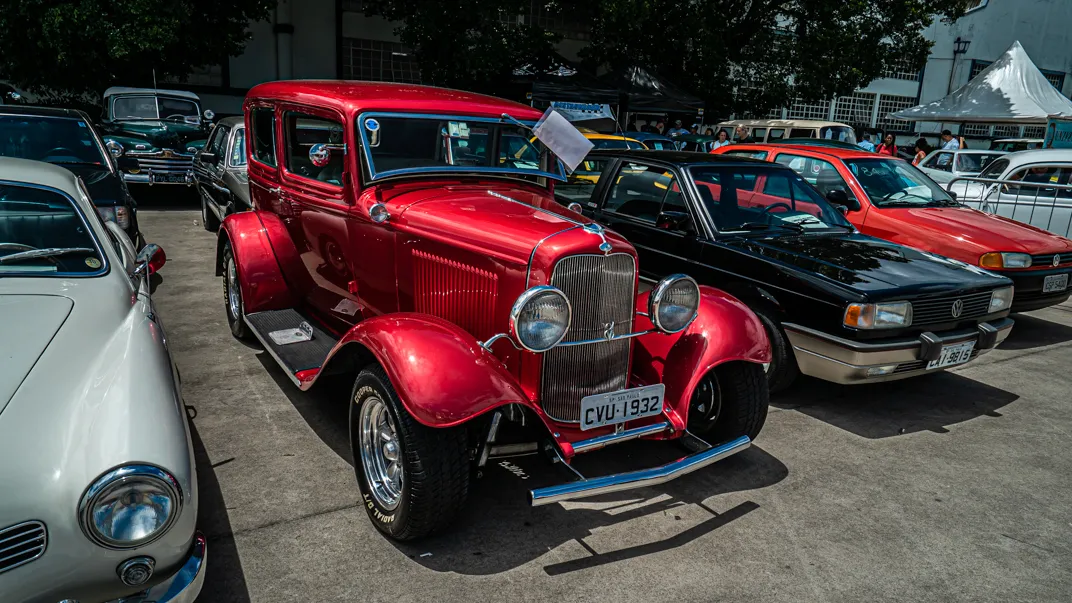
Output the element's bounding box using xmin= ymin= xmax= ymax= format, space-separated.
xmin=226 ymin=257 xmax=240 ymax=319
xmin=358 ymin=396 xmax=403 ymax=510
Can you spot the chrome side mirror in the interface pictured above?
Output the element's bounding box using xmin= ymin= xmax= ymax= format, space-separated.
xmin=309 ymin=143 xmax=331 ymax=167
xmin=203 ymin=109 xmax=215 ymax=121
xmin=133 ymin=243 xmax=166 ymax=279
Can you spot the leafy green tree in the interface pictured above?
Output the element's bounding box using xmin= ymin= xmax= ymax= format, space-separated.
xmin=0 ymin=0 xmax=272 ymax=105
xmin=581 ymin=0 xmax=974 ymax=118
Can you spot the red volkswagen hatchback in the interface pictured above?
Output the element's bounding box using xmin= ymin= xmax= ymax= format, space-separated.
xmin=713 ymin=144 xmax=1072 ymax=311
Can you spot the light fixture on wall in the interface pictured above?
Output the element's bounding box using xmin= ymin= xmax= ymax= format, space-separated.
xmin=953 ymin=37 xmax=971 ymax=56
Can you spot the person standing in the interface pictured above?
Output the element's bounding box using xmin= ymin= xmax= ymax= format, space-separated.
xmin=668 ymin=120 xmax=689 ymax=137
xmin=912 ymin=138 xmax=931 ymax=166
xmin=735 ymin=125 xmax=751 ymax=143
xmin=941 ymin=129 xmax=961 ymax=150
xmin=655 ymin=120 xmax=666 ymax=134
xmin=704 ymin=127 xmax=716 ymax=136
xmin=858 ymin=133 xmax=875 ymax=152
xmin=876 ymin=134 xmax=897 ymax=156
xmin=711 ymin=129 xmax=731 ymax=150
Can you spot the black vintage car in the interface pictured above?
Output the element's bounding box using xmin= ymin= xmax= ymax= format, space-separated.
xmin=0 ymin=105 xmax=143 ymax=245
xmin=193 ymin=116 xmax=250 ymax=231
xmin=557 ymin=150 xmax=1016 ymax=392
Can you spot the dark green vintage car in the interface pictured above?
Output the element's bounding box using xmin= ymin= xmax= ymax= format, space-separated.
xmin=99 ymin=87 xmax=213 ymax=185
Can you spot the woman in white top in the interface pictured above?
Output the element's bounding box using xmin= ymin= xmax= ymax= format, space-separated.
xmin=713 ymin=129 xmax=732 ymax=148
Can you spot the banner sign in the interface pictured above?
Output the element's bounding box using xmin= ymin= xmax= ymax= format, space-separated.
xmin=1044 ymin=116 xmax=1072 ymax=149
xmin=550 ymin=102 xmax=614 ymax=123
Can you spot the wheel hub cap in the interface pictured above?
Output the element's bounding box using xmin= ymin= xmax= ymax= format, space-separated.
xmin=358 ymin=397 xmax=403 ymax=510
xmin=226 ymin=258 xmax=240 ymax=319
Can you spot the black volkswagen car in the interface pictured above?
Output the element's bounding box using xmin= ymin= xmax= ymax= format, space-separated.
xmin=557 ymin=150 xmax=1015 ymax=392
xmin=0 ymin=105 xmax=143 ymax=245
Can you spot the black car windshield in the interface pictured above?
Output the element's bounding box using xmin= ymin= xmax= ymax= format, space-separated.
xmin=0 ymin=183 xmax=105 ymax=275
xmin=689 ymin=166 xmax=854 ymax=234
xmin=844 ymin=158 xmax=957 ymax=207
xmin=112 ymin=95 xmax=200 ymax=122
xmin=358 ymin=113 xmax=566 ymax=182
xmin=0 ymin=115 xmax=107 ymax=165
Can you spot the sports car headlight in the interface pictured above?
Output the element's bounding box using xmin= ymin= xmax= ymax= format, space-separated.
xmin=509 ymin=286 xmax=571 ymax=352
xmin=105 ymin=140 xmax=124 ymax=157
xmin=648 ymin=274 xmax=700 ymax=333
xmin=79 ymin=465 xmax=182 ymax=549
xmin=980 ymin=252 xmax=1032 ymax=269
xmin=989 ymin=286 xmax=1014 ymax=312
xmin=844 ymin=301 xmax=913 ymax=329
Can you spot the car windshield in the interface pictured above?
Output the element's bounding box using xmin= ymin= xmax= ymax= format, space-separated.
xmin=689 ymin=165 xmax=854 ymax=234
xmin=230 ymin=128 xmax=247 ymax=166
xmin=112 ymin=95 xmax=200 ymax=122
xmin=0 ymin=182 xmax=105 ymax=275
xmin=0 ymin=115 xmax=107 ymax=165
xmin=844 ymin=158 xmax=957 ymax=207
xmin=590 ymin=138 xmax=645 ymax=150
xmin=956 ymin=152 xmax=1004 ymax=174
xmin=358 ymin=114 xmax=566 ymax=182
xmin=819 ymin=126 xmax=857 ymax=144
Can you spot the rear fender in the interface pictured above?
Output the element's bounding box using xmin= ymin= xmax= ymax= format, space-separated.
xmin=216 ymin=211 xmax=295 ymax=313
xmin=334 ymin=313 xmax=528 ymax=428
xmin=633 ymin=286 xmax=770 ymax=430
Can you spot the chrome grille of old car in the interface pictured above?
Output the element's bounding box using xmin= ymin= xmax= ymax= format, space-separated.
xmin=128 ymin=152 xmax=195 ymax=174
xmin=911 ymin=290 xmax=995 ymax=327
xmin=540 ymin=253 xmax=636 ymax=422
xmin=0 ymin=520 xmax=47 ymax=575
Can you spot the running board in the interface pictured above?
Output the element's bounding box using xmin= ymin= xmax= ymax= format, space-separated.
xmin=244 ymin=309 xmax=338 ymax=387
xmin=529 ymin=435 xmax=751 ymax=507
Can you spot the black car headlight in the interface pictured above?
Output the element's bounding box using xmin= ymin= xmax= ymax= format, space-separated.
xmin=105 ymin=140 xmax=124 ymax=157
xmin=79 ymin=465 xmax=182 ymax=549
xmin=509 ymin=286 xmax=571 ymax=352
xmin=649 ymin=274 xmax=700 ymax=333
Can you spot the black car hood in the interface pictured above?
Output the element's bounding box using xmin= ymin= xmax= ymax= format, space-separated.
xmin=60 ymin=164 xmax=123 ymax=206
xmin=724 ymin=233 xmax=1011 ymax=298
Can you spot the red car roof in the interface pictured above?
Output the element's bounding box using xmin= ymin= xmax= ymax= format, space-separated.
xmin=729 ymin=143 xmax=896 ymax=161
xmin=246 ymin=80 xmax=544 ymax=121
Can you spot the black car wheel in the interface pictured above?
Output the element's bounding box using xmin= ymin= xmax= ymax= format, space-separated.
xmin=686 ymin=362 xmax=768 ymax=443
xmin=753 ymin=308 xmax=799 ymax=394
xmin=350 ymin=366 xmax=470 ymax=540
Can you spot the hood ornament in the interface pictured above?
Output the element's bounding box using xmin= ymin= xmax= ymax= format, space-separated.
xmin=583 ymin=222 xmax=613 ymax=253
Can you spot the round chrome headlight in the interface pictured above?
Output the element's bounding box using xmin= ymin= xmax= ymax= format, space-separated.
xmin=105 ymin=140 xmax=124 ymax=158
xmin=648 ymin=274 xmax=700 ymax=334
xmin=79 ymin=465 xmax=182 ymax=549
xmin=509 ymin=286 xmax=571 ymax=352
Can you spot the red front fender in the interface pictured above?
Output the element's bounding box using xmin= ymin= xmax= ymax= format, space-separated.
xmin=335 ymin=314 xmax=528 ymax=427
xmin=632 ymin=286 xmax=771 ymax=429
xmin=216 ymin=211 xmax=296 ymax=314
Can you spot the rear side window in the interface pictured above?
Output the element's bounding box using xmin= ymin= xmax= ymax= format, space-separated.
xmin=251 ymin=108 xmax=276 ymax=166
xmin=284 ymin=111 xmax=345 ymax=187
xmin=768 ymin=128 xmax=786 ymax=141
xmin=603 ymin=162 xmax=680 ymax=223
xmin=789 ymin=128 xmax=815 ymax=138
xmin=979 ymin=158 xmax=1009 ymax=179
xmin=752 ymin=128 xmax=768 ymax=141
xmin=557 ymin=158 xmax=609 ymax=206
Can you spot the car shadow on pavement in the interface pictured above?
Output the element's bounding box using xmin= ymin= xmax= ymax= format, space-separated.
xmin=253 ymin=355 xmax=788 ymax=576
xmin=772 ymin=371 xmax=1018 ymax=439
xmin=187 ymin=412 xmax=253 ymax=603
xmin=131 ymin=185 xmax=200 ymax=210
xmin=1000 ymin=311 xmax=1072 ymax=350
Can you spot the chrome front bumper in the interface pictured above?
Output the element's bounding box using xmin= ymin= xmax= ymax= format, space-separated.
xmin=783 ymin=318 xmax=1014 ymax=384
xmin=529 ymin=430 xmax=751 ymax=507
xmin=111 ymin=533 xmax=207 ymax=603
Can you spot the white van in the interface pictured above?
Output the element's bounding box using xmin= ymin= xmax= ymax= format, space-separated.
xmin=715 ymin=119 xmax=857 ymax=145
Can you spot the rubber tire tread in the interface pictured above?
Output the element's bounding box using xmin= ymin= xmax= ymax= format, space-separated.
xmin=222 ymin=244 xmax=251 ymax=340
xmin=753 ymin=308 xmax=799 ymax=393
xmin=710 ymin=362 xmax=769 ymax=443
xmin=352 ymin=365 xmax=470 ymax=541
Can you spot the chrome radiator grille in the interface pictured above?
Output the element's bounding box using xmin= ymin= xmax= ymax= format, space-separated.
xmin=911 ymin=290 xmax=995 ymax=327
xmin=0 ymin=520 xmax=47 ymax=575
xmin=540 ymin=253 xmax=636 ymax=422
xmin=129 ymin=152 xmax=195 ymax=174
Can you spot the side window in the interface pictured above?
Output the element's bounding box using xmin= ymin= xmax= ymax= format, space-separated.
xmin=809 ymin=158 xmax=855 ymax=199
xmin=979 ymin=158 xmax=1009 ymax=179
xmin=768 ymin=128 xmax=786 ymax=141
xmin=229 ymin=128 xmax=247 ymax=167
xmin=932 ymin=152 xmax=954 ymax=171
xmin=558 ymin=158 xmax=609 ymax=205
xmin=251 ymin=108 xmax=277 ymax=167
xmin=604 ymin=162 xmax=677 ymax=224
xmin=752 ymin=128 xmax=768 ymax=142
xmin=206 ymin=126 xmax=229 ymax=166
xmin=789 ymin=128 xmax=815 ymax=138
xmin=1008 ymin=165 xmax=1072 ymax=197
xmin=284 ymin=111 xmax=345 ymax=187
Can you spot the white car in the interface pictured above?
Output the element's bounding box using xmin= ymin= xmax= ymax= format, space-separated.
xmin=947 ymin=149 xmax=1072 ymax=238
xmin=0 ymin=157 xmax=205 ymax=602
xmin=917 ymin=149 xmax=1007 ymax=182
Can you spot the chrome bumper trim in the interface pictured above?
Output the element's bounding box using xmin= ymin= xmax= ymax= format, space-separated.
xmin=529 ymin=435 xmax=750 ymax=507
xmin=572 ymin=421 xmax=670 ymax=454
xmin=112 ymin=533 xmax=206 ymax=603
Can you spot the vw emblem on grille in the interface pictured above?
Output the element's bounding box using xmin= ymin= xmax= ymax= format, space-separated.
xmin=604 ymin=321 xmax=616 ymax=340
xmin=1054 ymin=254 xmax=1062 ymax=267
xmin=951 ymin=299 xmax=964 ymax=318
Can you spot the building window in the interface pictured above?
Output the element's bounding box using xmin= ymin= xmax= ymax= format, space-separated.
xmin=972 ymin=59 xmax=1065 ymax=91
xmin=342 ymin=38 xmax=421 ymax=83
xmin=876 ymin=94 xmax=916 ymax=133
xmin=881 ymin=56 xmax=920 ymax=81
xmin=501 ymin=1 xmax=591 ymax=41
xmin=787 ymin=98 xmax=830 ymax=121
xmin=1023 ymin=126 xmax=1046 ymax=138
xmin=963 ymin=124 xmax=992 ymax=137
xmin=833 ymin=92 xmax=876 ymax=126
xmin=993 ymin=125 xmax=1021 ymax=138
xmin=969 ymin=60 xmax=992 ymax=81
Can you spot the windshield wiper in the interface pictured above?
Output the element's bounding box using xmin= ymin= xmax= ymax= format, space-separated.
xmin=724 ymin=221 xmax=805 ymax=234
xmin=0 ymin=247 xmax=96 ymax=264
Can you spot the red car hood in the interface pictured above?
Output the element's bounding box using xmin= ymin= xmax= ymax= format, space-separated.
xmin=888 ymin=205 xmax=1072 ymax=258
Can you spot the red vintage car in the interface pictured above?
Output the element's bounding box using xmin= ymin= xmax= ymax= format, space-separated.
xmin=713 ymin=144 xmax=1072 ymax=312
xmin=216 ymin=81 xmax=771 ymax=540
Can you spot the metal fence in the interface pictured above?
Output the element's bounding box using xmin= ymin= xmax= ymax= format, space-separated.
xmin=946 ymin=176 xmax=1072 ymax=238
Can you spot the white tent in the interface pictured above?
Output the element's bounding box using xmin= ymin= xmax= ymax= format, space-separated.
xmin=890 ymin=41 xmax=1072 ymax=124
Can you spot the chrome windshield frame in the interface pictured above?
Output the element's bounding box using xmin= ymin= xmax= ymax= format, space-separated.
xmin=356 ymin=111 xmax=568 ymax=183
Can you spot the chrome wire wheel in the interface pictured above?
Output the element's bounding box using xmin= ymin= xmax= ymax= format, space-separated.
xmin=225 ymin=256 xmax=241 ymax=320
xmin=359 ymin=396 xmax=404 ymax=510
